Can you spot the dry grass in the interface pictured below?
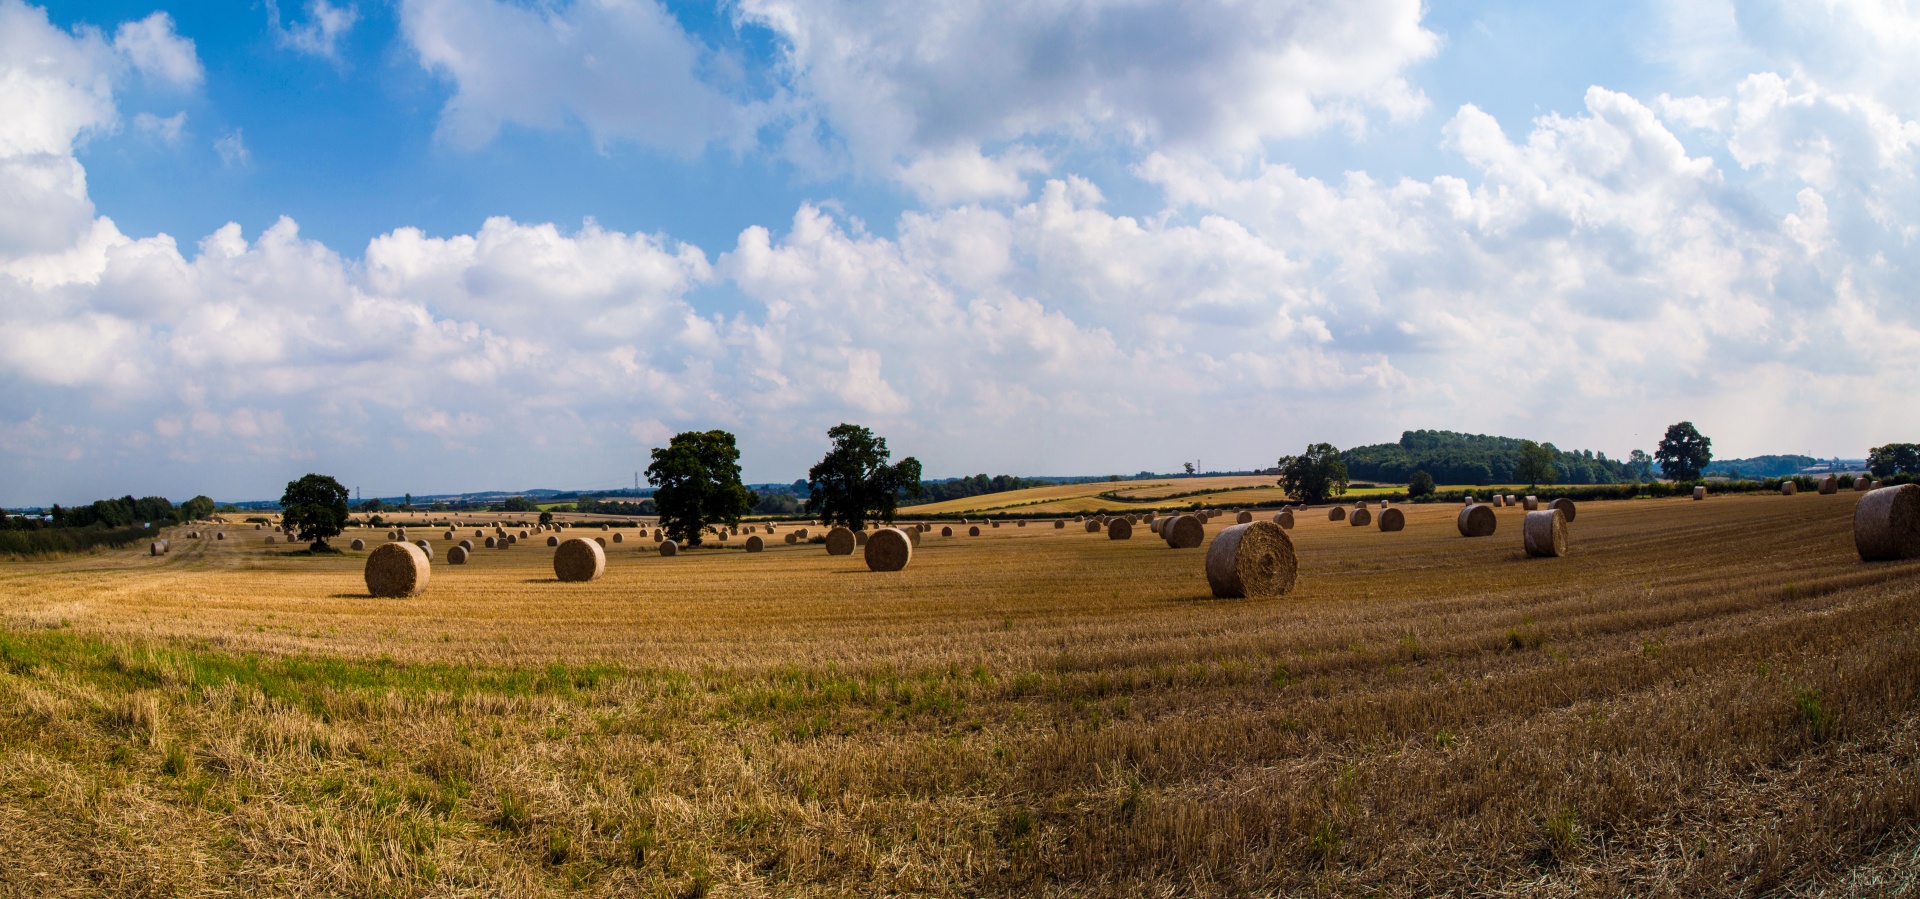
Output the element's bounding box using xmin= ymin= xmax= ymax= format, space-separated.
xmin=1 ymin=494 xmax=1918 ymax=897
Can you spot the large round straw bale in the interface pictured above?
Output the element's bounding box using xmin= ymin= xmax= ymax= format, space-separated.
xmin=415 ymin=540 xmax=431 ymax=553
xmin=601 ymin=524 xmax=610 ymax=531
xmin=1235 ymin=511 xmax=1253 ymax=524
xmin=659 ymin=540 xmax=678 ymax=557
xmin=1017 ymin=520 xmax=1026 ymax=528
xmin=1205 ymin=521 xmax=1297 ymax=599
xmin=1856 ymin=478 xmax=1873 ymax=492
xmin=969 ymin=526 xmax=982 ymax=537
xmin=593 ymin=537 xmax=606 ymax=548
xmin=941 ymin=526 xmax=953 ymax=537
xmin=855 ymin=530 xmax=869 ymax=546
xmin=990 ymin=520 xmax=1000 ymax=529
xmin=1163 ymin=514 xmax=1204 ymax=549
xmin=1275 ymin=510 xmax=1294 ymax=529
xmin=1693 ymin=486 xmax=1706 ymax=501
xmin=797 ymin=529 xmax=810 ymax=539
xmin=612 ymin=532 xmax=624 ymax=544
xmin=1465 ymin=495 xmax=1476 ymax=505
xmin=1377 ymin=508 xmax=1405 ymax=532
xmin=554 ymin=538 xmax=607 ymax=582
xmin=387 ymin=530 xmax=399 ymax=540
xmin=1492 ymin=495 xmax=1504 ymax=507
xmin=474 ymin=529 xmax=484 ymax=537
xmin=448 ymin=545 xmax=468 ymax=565
xmin=1546 ymin=497 xmax=1576 ymax=522
xmin=1522 ymin=496 xmax=1539 ymax=511
xmin=1781 ymin=481 xmax=1798 ymax=496
xmin=739 ymin=535 xmax=761 ymax=553
xmin=1084 ymin=520 xmax=1100 ymax=533
xmin=254 ymin=524 xmax=262 ymax=530
xmin=1457 ymin=504 xmax=1497 ymax=537
xmin=864 ymin=528 xmax=913 ymax=571
xmin=150 ymin=540 xmax=167 ymax=556
xmin=785 ymin=533 xmax=799 ymax=544
xmin=1854 ymin=484 xmax=1920 ymax=562
xmin=1054 ymin=520 xmax=1065 ymax=529
xmin=485 ymin=536 xmax=497 ymax=548
xmin=1350 ymin=508 xmax=1372 ymax=527
xmin=365 ymin=542 xmax=430 ymax=597
xmin=824 ymin=527 xmax=856 ymax=555
xmin=1149 ymin=518 xmax=1165 ymax=534
xmin=906 ymin=528 xmax=920 ymax=547
xmin=1107 ymin=518 xmax=1133 ymax=540
xmin=216 ymin=532 xmax=225 ymax=540
xmin=1524 ymin=509 xmax=1568 ymax=557
xmin=654 ymin=531 xmax=664 ymax=543
xmin=266 ymin=536 xmax=277 ymax=544
xmin=1820 ymin=476 xmax=1838 ymax=495
xmin=458 ymin=539 xmax=473 ymax=551
xmin=546 ymin=535 xmax=559 ymax=547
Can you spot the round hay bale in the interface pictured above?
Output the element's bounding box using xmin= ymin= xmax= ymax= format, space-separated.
xmin=785 ymin=533 xmax=798 ymax=544
xmin=448 ymin=545 xmax=468 ymax=565
xmin=554 ymin=538 xmax=607 ymax=582
xmin=659 ymin=540 xmax=678 ymax=557
xmin=969 ymin=526 xmax=982 ymax=537
xmin=485 ymin=536 xmax=497 ymax=548
xmin=1017 ymin=520 xmax=1027 ymax=528
xmin=1107 ymin=518 xmax=1133 ymax=540
xmin=444 ymin=531 xmax=454 ymax=541
xmin=906 ymin=527 xmax=920 ymax=547
xmin=254 ymin=524 xmax=262 ymax=530
xmin=150 ymin=540 xmax=167 ymax=556
xmin=1377 ymin=508 xmax=1405 ymax=532
xmin=349 ymin=538 xmax=366 ymax=551
xmin=1492 ymin=495 xmax=1504 ymax=507
xmin=1236 ymin=511 xmax=1253 ymax=524
xmin=1693 ymin=486 xmax=1706 ymax=501
xmin=1457 ymin=504 xmax=1497 ymax=538
xmin=1820 ymin=476 xmax=1838 ymax=495
xmin=601 ymin=524 xmax=610 ymax=531
xmin=1854 ymin=484 xmax=1920 ymax=562
xmin=1856 ymin=478 xmax=1873 ymax=492
xmin=855 ymin=530 xmax=869 ymax=546
xmin=825 ymin=527 xmax=856 ymax=555
xmin=415 ymin=540 xmax=431 ymax=553
xmin=518 ymin=529 xmax=529 ymax=538
xmin=387 ymin=530 xmax=399 ymax=540
xmin=745 ymin=535 xmax=764 ymax=552
xmin=507 ymin=535 xmax=519 ymax=545
xmin=611 ymin=532 xmax=624 ymax=544
xmin=1522 ymin=496 xmax=1540 ymax=511
xmin=1163 ymin=514 xmax=1204 ymax=549
xmin=1781 ymin=481 xmax=1798 ymax=496
xmin=1205 ymin=521 xmax=1297 ymax=599
xmin=365 ymin=542 xmax=430 ymax=597
xmin=864 ymin=528 xmax=913 ymax=571
xmin=654 ymin=532 xmax=664 ymax=543
xmin=594 ymin=537 xmax=607 ymax=548
xmin=474 ymin=529 xmax=484 ymax=537
xmin=1054 ymin=520 xmax=1065 ymax=529
xmin=941 ymin=526 xmax=954 ymax=537
xmin=991 ymin=520 xmax=1000 ymax=529
xmin=266 ymin=536 xmax=276 ymax=544
xmin=1465 ymin=496 xmax=1476 ymax=505
xmin=797 ymin=529 xmax=810 ymax=540
xmin=1350 ymin=508 xmax=1372 ymax=527
xmin=1084 ymin=520 xmax=1101 ymax=533
xmin=547 ymin=535 xmax=559 ymax=546
xmin=458 ymin=539 xmax=473 ymax=551
xmin=1328 ymin=507 xmax=1346 ymax=522
xmin=1149 ymin=518 xmax=1165 ymax=534
xmin=1524 ymin=509 xmax=1568 ymax=557
xmin=216 ymin=532 xmax=225 ymax=540
xmin=1275 ymin=510 xmax=1294 ymax=529
xmin=1548 ymin=498 xmax=1576 ymax=522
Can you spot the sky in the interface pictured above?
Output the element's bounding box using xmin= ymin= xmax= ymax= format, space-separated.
xmin=1 ymin=0 xmax=1916 ymax=505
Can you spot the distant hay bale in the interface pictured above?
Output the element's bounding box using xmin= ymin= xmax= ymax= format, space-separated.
xmin=266 ymin=536 xmax=276 ymax=544
xmin=824 ymin=527 xmax=856 ymax=555
xmin=1781 ymin=481 xmax=1798 ymax=496
xmin=415 ymin=540 xmax=431 ymax=553
xmin=1457 ymin=504 xmax=1497 ymax=538
xmin=459 ymin=539 xmax=474 ymax=551
xmin=1328 ymin=507 xmax=1346 ymax=522
xmin=1084 ymin=520 xmax=1101 ymax=533
xmin=553 ymin=538 xmax=607 ymax=582
xmin=547 ymin=535 xmax=559 ymax=547
xmin=798 ymin=529 xmax=810 ymax=539
xmin=654 ymin=532 xmax=664 ymax=543
xmin=485 ymin=536 xmax=498 ymax=548
xmin=1236 ymin=511 xmax=1253 ymax=524
xmin=745 ymin=535 xmax=765 ymax=552
xmin=1820 ymin=476 xmax=1838 ymax=495
xmin=855 ymin=530 xmax=869 ymax=546
xmin=594 ymin=537 xmax=607 ymax=548
xmin=443 ymin=531 xmax=454 ymax=541
xmin=216 ymin=532 xmax=225 ymax=540
xmin=1107 ymin=518 xmax=1133 ymax=540
xmin=448 ymin=546 xmax=468 ymax=565
xmin=906 ymin=528 xmax=920 ymax=547
xmin=969 ymin=526 xmax=982 ymax=537
xmin=1854 ymin=484 xmax=1920 ymax=562
xmin=507 ymin=535 xmax=518 ymax=545
xmin=612 ymin=533 xmax=624 ymax=544
xmin=1149 ymin=518 xmax=1165 ymax=535
xmin=659 ymin=540 xmax=679 ymax=557
xmin=1275 ymin=510 xmax=1294 ymax=529
xmin=474 ymin=530 xmax=484 ymax=537
xmin=1524 ymin=509 xmax=1568 ymax=557
xmin=350 ymin=538 xmax=366 ymax=550
xmin=1492 ymin=495 xmax=1504 ymax=507
xmin=1694 ymin=486 xmax=1706 ymax=501
xmin=1205 ymin=521 xmax=1297 ymax=599
xmin=1377 ymin=508 xmax=1405 ymax=532
xmin=1523 ymin=496 xmax=1540 ymax=511
xmin=1054 ymin=520 xmax=1065 ymax=529
xmin=601 ymin=525 xmax=610 ymax=531
xmin=150 ymin=540 xmax=168 ymax=556
xmin=365 ymin=542 xmax=430 ymax=598
xmin=786 ymin=533 xmax=799 ymax=544
xmin=991 ymin=521 xmax=1000 ymax=529
xmin=1548 ymin=498 xmax=1576 ymax=522
xmin=1017 ymin=520 xmax=1027 ymax=528
xmin=1163 ymin=514 xmax=1204 ymax=549
xmin=864 ymin=528 xmax=913 ymax=572
xmin=1856 ymin=478 xmax=1873 ymax=492
xmin=387 ymin=530 xmax=399 ymax=540
xmin=1350 ymin=508 xmax=1372 ymax=527
xmin=1466 ymin=495 xmax=1476 ymax=505
xmin=941 ymin=527 xmax=954 ymax=537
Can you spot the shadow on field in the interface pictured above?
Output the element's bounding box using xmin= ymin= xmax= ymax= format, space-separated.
xmin=520 ymin=578 xmax=562 ymax=584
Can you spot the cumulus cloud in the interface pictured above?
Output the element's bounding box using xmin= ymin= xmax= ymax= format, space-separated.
xmin=268 ymin=0 xmax=359 ymax=60
xmin=110 ymin=10 xmax=201 ymax=88
xmin=133 ymin=110 xmax=186 ymax=144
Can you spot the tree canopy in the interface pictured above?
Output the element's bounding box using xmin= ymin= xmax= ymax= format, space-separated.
xmin=1515 ymin=440 xmax=1558 ymax=486
xmin=806 ymin=424 xmax=923 ymax=529
xmin=280 ymin=474 xmax=349 ymax=550
xmin=1341 ymin=430 xmax=1634 ymax=486
xmin=646 ymin=430 xmax=757 ymax=546
xmin=1276 ymin=443 xmax=1349 ymax=504
xmin=1407 ymin=470 xmax=1435 ymax=498
xmin=1655 ymin=421 xmax=1713 ymax=481
xmin=1867 ymin=444 xmax=1920 ymax=478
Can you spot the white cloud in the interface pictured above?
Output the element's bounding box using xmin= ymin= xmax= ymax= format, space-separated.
xmin=214 ymin=128 xmax=249 ymax=167
xmin=399 ymin=0 xmax=751 ymax=154
xmin=269 ymin=0 xmax=360 ymax=60
xmin=110 ymin=10 xmax=201 ymax=89
xmin=132 ymin=110 xmax=185 ymax=144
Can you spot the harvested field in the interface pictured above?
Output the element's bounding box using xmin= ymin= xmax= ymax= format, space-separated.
xmin=0 ymin=493 xmax=1917 ymax=897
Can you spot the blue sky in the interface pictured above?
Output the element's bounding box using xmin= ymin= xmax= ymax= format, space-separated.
xmin=3 ymin=0 xmax=1917 ymax=504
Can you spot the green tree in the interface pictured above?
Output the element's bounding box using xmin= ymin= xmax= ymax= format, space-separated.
xmin=1407 ymin=470 xmax=1435 ymax=498
xmin=1655 ymin=422 xmax=1713 ymax=481
xmin=1628 ymin=449 xmax=1653 ymax=481
xmin=1276 ymin=443 xmax=1349 ymax=504
xmin=805 ymin=424 xmax=923 ymax=529
xmin=180 ymin=495 xmax=216 ymax=521
xmin=280 ymin=474 xmax=350 ymax=551
xmin=1867 ymin=443 xmax=1920 ymax=478
xmin=1515 ymin=440 xmax=1558 ymax=487
xmin=500 ymin=496 xmax=537 ymax=513
xmin=647 ymin=430 xmax=758 ymax=546
xmin=538 ymin=510 xmax=554 ymax=525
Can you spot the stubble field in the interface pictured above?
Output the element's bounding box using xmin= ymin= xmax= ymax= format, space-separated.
xmin=1 ymin=492 xmax=1917 ymax=897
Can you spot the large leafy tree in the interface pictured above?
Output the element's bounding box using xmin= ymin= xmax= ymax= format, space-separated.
xmin=1407 ymin=470 xmax=1436 ymax=498
xmin=1867 ymin=443 xmax=1920 ymax=478
xmin=1654 ymin=422 xmax=1713 ymax=481
xmin=647 ymin=430 xmax=757 ymax=546
xmin=1515 ymin=440 xmax=1559 ymax=487
xmin=1628 ymin=449 xmax=1654 ymax=481
xmin=806 ymin=424 xmax=923 ymax=529
xmin=1276 ymin=443 xmax=1349 ymax=504
xmin=281 ymin=474 xmax=350 ymax=551
xmin=180 ymin=495 xmax=216 ymax=521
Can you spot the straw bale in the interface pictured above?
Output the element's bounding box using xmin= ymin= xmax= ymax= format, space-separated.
xmin=864 ymin=528 xmax=913 ymax=571
xmin=1107 ymin=518 xmax=1133 ymax=540
xmin=612 ymin=533 xmax=624 ymax=544
xmin=941 ymin=527 xmax=954 ymax=537
xmin=1457 ymin=504 xmax=1497 ymax=538
xmin=364 ymin=542 xmax=430 ymax=597
xmin=1085 ymin=520 xmax=1101 ymax=533
xmin=485 ymin=536 xmax=497 ymax=548
xmin=1781 ymin=481 xmax=1798 ymax=495
xmin=415 ymin=540 xmax=431 ymax=553
xmin=1236 ymin=511 xmax=1253 ymax=524
xmin=1854 ymin=484 xmax=1920 ymax=562
xmin=659 ymin=540 xmax=678 ymax=557
xmin=786 ymin=533 xmax=799 ymax=544
xmin=150 ymin=540 xmax=168 ymax=556
xmin=1524 ymin=509 xmax=1568 ymax=557
xmin=825 ymin=527 xmax=856 ymax=555
xmin=547 ymin=535 xmax=559 ymax=546
xmin=349 ymin=538 xmax=365 ymax=551
xmin=1546 ymin=498 xmax=1576 ymax=522
xmin=1523 ymin=496 xmax=1540 ymax=511
xmin=553 ymin=538 xmax=607 ymax=582
xmin=448 ymin=546 xmax=468 ymax=565
xmin=1694 ymin=486 xmax=1706 ymax=501
xmin=855 ymin=530 xmax=869 ymax=546
xmin=1856 ymin=478 xmax=1873 ymax=492
xmin=1055 ymin=520 xmax=1065 ymax=529
xmin=1820 ymin=476 xmax=1838 ymax=495
xmin=1350 ymin=508 xmax=1372 ymax=527
xmin=969 ymin=526 xmax=981 ymax=537
xmin=1205 ymin=521 xmax=1297 ymax=599
xmin=1377 ymin=508 xmax=1405 ymax=532
xmin=1275 ymin=510 xmax=1294 ymax=529
xmin=1162 ymin=514 xmax=1204 ymax=549
xmin=743 ymin=535 xmax=764 ymax=552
